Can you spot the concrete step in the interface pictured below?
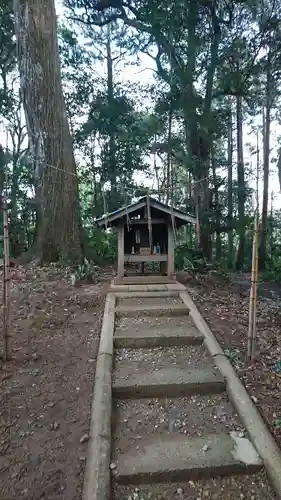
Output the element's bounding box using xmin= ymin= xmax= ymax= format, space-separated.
xmin=115 ymin=315 xmax=196 ymax=334
xmin=115 ymin=276 xmax=176 ymax=285
xmin=117 ymin=297 xmax=183 ymax=309
xmin=114 ymin=432 xmax=262 ymax=485
xmin=114 ymin=473 xmax=276 ymax=500
xmin=115 ymin=303 xmax=188 ymax=317
xmin=114 ymin=325 xmax=204 ymax=348
xmin=110 ymin=283 xmax=185 ymax=292
xmin=112 ymin=394 xmax=246 ymax=457
xmin=114 ymin=291 xmax=180 ymax=298
xmin=112 ymin=366 xmax=225 ymax=398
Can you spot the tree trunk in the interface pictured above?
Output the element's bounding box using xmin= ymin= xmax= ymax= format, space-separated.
xmin=14 ymin=0 xmax=82 ymax=263
xmin=166 ymin=103 xmax=173 ymax=204
xmin=10 ymin=155 xmax=20 ymax=256
xmin=106 ymin=25 xmax=118 ymax=210
xmin=183 ymin=1 xmax=219 ymax=261
xmin=259 ymin=58 xmax=271 ymax=270
xmin=10 ymin=117 xmax=26 ymax=256
xmin=235 ymin=95 xmax=245 ymax=270
xmin=0 ymin=145 xmax=5 ymax=204
xmin=227 ymin=105 xmax=233 ymax=268
xmin=211 ymin=145 xmax=221 ymax=261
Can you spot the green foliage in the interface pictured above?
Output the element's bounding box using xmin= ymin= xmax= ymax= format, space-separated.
xmin=273 ymin=418 xmax=281 ymax=430
xmin=174 ymin=243 xmax=201 ymax=272
xmin=224 ymin=347 xmax=244 ymax=368
xmin=1 ymin=0 xmax=280 ymax=272
xmin=86 ymin=228 xmax=117 ymax=264
xmin=261 ymin=255 xmax=281 ymax=281
xmin=71 ymin=258 xmax=98 ymax=284
xmin=0 ymin=0 xmax=16 ymax=118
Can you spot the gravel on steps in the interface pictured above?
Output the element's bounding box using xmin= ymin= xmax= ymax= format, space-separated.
xmin=113 ymin=472 xmax=277 ymax=499
xmin=114 ymin=345 xmax=212 ymax=372
xmin=116 ymin=296 xmax=184 ymax=307
xmin=112 ymin=394 xmax=245 ymax=456
xmin=115 ymin=314 xmax=196 ymax=334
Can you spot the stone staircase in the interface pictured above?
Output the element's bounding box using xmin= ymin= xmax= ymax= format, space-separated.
xmin=109 ymin=287 xmax=275 ymax=499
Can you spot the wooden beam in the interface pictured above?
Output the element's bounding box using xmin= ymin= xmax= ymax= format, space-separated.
xmin=130 ymin=218 xmax=165 ymax=225
xmin=117 ymin=224 xmax=124 ymax=280
xmin=150 ymin=199 xmax=196 ymax=224
xmin=167 ymin=223 xmax=175 ymax=279
xmin=147 ymin=195 xmax=152 ymax=251
xmin=125 ymin=254 xmax=168 ymax=263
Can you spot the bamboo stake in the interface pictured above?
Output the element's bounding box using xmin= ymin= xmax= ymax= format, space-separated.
xmin=195 ymin=193 xmax=200 ymax=247
xmin=2 ymin=127 xmax=11 ymax=360
xmin=247 ymin=213 xmax=259 ymax=362
xmin=250 ymin=221 xmax=259 ymax=362
xmin=247 ymin=131 xmax=260 ymax=363
xmin=270 ymin=190 xmax=274 ymax=260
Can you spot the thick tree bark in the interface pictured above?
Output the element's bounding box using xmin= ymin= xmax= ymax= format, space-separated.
xmin=227 ymin=106 xmax=233 ymax=268
xmin=259 ymin=58 xmax=271 ymax=270
xmin=184 ymin=1 xmax=219 ymax=260
xmin=235 ymin=94 xmax=245 ymax=270
xmin=14 ymin=0 xmax=82 ymax=263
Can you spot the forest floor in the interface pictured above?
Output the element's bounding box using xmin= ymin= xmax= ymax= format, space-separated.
xmin=0 ymin=262 xmax=112 ymax=500
xmin=1 ymin=264 xmax=281 ymax=499
xmin=178 ymin=270 xmax=281 ymax=453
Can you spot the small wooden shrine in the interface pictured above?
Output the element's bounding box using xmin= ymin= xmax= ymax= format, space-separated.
xmin=96 ymin=196 xmax=196 ymax=284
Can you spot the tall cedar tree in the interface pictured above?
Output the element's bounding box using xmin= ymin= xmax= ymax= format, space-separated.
xmin=14 ymin=0 xmax=82 ymax=263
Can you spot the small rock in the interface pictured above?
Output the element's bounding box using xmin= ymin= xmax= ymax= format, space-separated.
xmin=80 ymin=434 xmax=89 ymax=444
xmin=202 ymin=444 xmax=209 ymax=452
xmin=177 ymin=487 xmax=183 ymax=494
xmin=110 ymin=462 xmax=117 ymax=470
xmin=50 ymin=421 xmax=59 ymax=430
xmin=251 ymin=395 xmax=258 ymax=404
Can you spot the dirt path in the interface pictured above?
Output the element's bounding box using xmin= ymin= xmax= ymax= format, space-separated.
xmin=94 ymin=284 xmax=278 ymax=500
xmin=0 ymin=265 xmax=111 ymax=500
xmin=2 ymin=269 xmax=281 ymax=500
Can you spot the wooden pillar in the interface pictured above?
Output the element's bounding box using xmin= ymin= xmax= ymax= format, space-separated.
xmin=117 ymin=224 xmax=124 ymax=280
xmin=167 ymin=223 xmax=175 ymax=279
